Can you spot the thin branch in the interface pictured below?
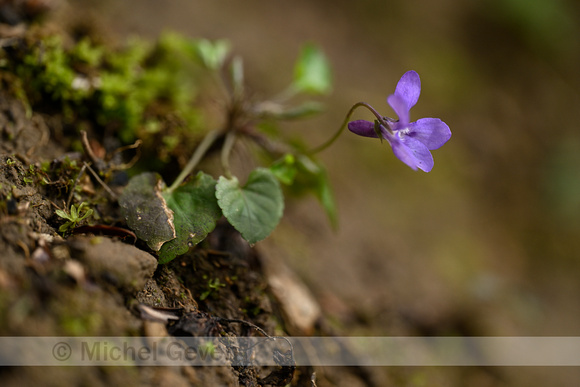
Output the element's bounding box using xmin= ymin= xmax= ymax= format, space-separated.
xmin=84 ymin=162 xmax=117 ymax=200
xmin=167 ymin=129 xmax=222 ymax=193
xmin=220 ymin=131 xmax=237 ymax=179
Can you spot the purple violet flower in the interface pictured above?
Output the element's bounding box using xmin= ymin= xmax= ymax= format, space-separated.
xmin=348 ymin=70 xmax=451 ymax=172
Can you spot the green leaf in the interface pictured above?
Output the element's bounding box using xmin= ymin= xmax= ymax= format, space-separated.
xmin=70 ymin=203 xmax=78 ymax=219
xmin=270 ymin=154 xmax=337 ymax=228
xmin=119 ymin=172 xmax=176 ymax=251
xmin=292 ymin=43 xmax=332 ymax=95
xmin=278 ymin=154 xmax=338 ymax=228
xmin=79 ymin=208 xmax=94 ymax=221
xmin=55 ymin=209 xmax=71 ymax=221
xmin=290 ymin=155 xmax=338 ymax=228
xmin=216 ymin=168 xmax=284 ymax=244
xmin=158 ymin=172 xmax=222 ymax=264
xmin=230 ymin=56 xmax=244 ymax=97
xmin=195 ymin=39 xmax=230 ymax=70
xmin=270 ymin=154 xmax=297 ymax=185
xmin=314 ymin=169 xmax=337 ymax=228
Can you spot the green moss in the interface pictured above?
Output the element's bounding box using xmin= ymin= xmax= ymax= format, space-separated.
xmin=60 ymin=313 xmax=103 ymax=336
xmin=71 ymin=37 xmax=105 ymax=67
xmin=2 ymin=29 xmax=213 ymax=148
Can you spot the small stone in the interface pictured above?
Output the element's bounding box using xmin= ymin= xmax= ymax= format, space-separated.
xmin=67 ymin=236 xmax=158 ymax=294
xmin=11 ymin=186 xmax=35 ymax=198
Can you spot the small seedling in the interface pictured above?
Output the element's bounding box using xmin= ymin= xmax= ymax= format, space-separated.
xmin=199 ymin=278 xmax=226 ymax=301
xmin=55 ymin=202 xmax=94 ymax=233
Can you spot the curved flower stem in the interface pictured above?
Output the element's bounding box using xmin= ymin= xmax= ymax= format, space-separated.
xmin=307 ymin=102 xmax=387 ymax=155
xmin=220 ymin=131 xmax=237 ymax=179
xmin=166 ymin=129 xmax=221 ymax=194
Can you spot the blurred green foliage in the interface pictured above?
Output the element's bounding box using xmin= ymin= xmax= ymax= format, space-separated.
xmin=292 ymin=42 xmax=333 ymax=95
xmin=2 ymin=31 xmax=210 ymax=142
xmin=489 ymin=0 xmax=576 ymax=54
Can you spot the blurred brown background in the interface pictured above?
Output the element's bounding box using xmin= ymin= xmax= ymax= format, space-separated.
xmin=61 ymin=0 xmax=580 ymax=384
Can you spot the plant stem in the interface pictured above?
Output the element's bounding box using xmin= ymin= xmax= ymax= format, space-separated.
xmin=220 ymin=131 xmax=237 ymax=179
xmin=166 ymin=129 xmax=221 ymax=193
xmin=271 ymin=84 xmax=299 ymax=104
xmin=307 ymin=102 xmax=387 ymax=155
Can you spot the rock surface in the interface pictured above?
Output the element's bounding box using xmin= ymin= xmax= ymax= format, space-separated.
xmin=67 ymin=235 xmax=158 ymax=294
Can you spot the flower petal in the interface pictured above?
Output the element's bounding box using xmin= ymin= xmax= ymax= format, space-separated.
xmin=390 ymin=136 xmax=434 ymax=172
xmin=394 ymin=70 xmax=421 ymax=110
xmin=348 ymin=120 xmax=379 ymax=138
xmin=387 ymin=94 xmax=410 ymax=126
xmin=407 ymin=118 xmax=451 ymax=150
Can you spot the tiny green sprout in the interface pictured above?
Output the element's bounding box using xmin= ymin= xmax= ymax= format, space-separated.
xmin=55 ymin=202 xmax=94 ymax=233
xmin=194 ymin=39 xmax=230 ymax=70
xmin=6 ymin=158 xmax=16 ymax=166
xmin=199 ymin=278 xmax=226 ymax=301
xmin=198 ymin=341 xmax=216 ymax=358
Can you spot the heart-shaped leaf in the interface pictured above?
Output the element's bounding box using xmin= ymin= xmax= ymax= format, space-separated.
xmin=119 ymin=172 xmax=175 ymax=251
xmin=292 ymin=43 xmax=332 ymax=95
xmin=195 ymin=38 xmax=230 ymax=70
xmin=216 ymin=168 xmax=284 ymax=244
xmin=158 ymin=172 xmax=222 ymax=264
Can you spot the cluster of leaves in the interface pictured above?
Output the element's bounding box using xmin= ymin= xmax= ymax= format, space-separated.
xmin=55 ymin=202 xmax=94 ymax=233
xmin=119 ymin=41 xmax=336 ymax=263
xmin=1 ymin=29 xmax=336 ymax=264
